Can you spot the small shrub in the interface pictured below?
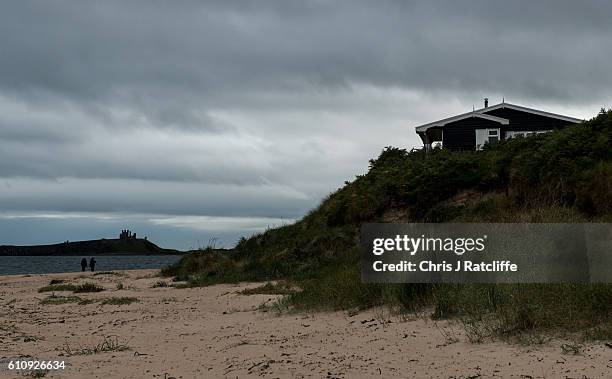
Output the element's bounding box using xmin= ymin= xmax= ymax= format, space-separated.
xmin=73 ymin=283 xmax=104 ymax=293
xmin=100 ymin=297 xmax=139 ymax=305
xmin=116 ymin=282 xmax=124 ymax=290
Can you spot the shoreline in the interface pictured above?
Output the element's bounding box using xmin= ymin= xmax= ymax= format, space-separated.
xmin=0 ymin=268 xmax=159 ymax=280
xmin=0 ymin=254 xmax=182 ymax=277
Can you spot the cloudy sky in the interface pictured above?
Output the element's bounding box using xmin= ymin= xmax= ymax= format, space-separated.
xmin=1 ymin=1 xmax=611 ymax=249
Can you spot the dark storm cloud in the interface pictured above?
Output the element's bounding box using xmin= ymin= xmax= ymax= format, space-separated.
xmin=1 ymin=0 xmax=612 ymax=107
xmin=0 ymin=1 xmax=611 ymax=247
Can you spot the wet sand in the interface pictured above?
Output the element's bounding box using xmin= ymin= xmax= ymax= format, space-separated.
xmin=1 ymin=270 xmax=611 ymax=378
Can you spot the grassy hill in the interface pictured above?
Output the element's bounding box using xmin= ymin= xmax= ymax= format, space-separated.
xmin=0 ymin=238 xmax=180 ymax=256
xmin=164 ymin=109 xmax=612 ymax=341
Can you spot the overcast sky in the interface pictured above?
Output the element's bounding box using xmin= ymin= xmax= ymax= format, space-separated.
xmin=1 ymin=1 xmax=611 ymax=249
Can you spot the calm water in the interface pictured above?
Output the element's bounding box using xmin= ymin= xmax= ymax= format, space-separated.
xmin=0 ymin=255 xmax=184 ymax=276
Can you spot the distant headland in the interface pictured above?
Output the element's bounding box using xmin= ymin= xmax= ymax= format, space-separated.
xmin=0 ymin=230 xmax=182 ymax=256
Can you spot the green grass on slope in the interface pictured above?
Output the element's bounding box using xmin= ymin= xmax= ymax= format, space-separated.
xmin=162 ymin=109 xmax=612 ymax=341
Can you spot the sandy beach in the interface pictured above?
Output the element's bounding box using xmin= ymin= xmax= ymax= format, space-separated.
xmin=0 ymin=270 xmax=611 ymax=378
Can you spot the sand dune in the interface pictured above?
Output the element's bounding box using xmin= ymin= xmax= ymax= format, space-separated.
xmin=0 ymin=270 xmax=610 ymax=378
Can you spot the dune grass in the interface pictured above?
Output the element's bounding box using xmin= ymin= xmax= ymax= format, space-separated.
xmin=39 ymin=282 xmax=104 ymax=293
xmin=73 ymin=283 xmax=105 ymax=293
xmin=240 ymin=282 xmax=296 ymax=296
xmin=62 ymin=336 xmax=129 ymax=356
xmin=40 ymin=295 xmax=83 ymax=305
xmin=38 ymin=284 xmax=78 ymax=293
xmin=151 ymin=280 xmax=169 ymax=288
xmin=162 ymin=110 xmax=612 ymax=342
xmin=100 ymin=297 xmax=139 ymax=305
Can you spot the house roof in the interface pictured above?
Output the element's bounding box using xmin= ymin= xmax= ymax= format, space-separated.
xmin=415 ymin=102 xmax=583 ymax=133
xmin=415 ymin=112 xmax=509 ymax=132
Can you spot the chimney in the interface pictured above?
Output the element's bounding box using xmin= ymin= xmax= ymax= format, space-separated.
xmin=484 ymin=98 xmax=489 ymax=108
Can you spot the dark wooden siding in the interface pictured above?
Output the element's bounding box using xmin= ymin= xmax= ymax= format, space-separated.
xmin=483 ymin=107 xmax=575 ymax=132
xmin=442 ymin=117 xmax=502 ymax=150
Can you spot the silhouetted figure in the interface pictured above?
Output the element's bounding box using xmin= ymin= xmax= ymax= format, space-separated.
xmin=80 ymin=258 xmax=87 ymax=272
xmin=89 ymin=257 xmax=96 ymax=272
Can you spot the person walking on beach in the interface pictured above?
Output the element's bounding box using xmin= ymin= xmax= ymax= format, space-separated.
xmin=89 ymin=257 xmax=96 ymax=272
xmin=80 ymin=258 xmax=87 ymax=272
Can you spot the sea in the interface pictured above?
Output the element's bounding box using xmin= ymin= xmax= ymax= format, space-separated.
xmin=0 ymin=255 xmax=184 ymax=276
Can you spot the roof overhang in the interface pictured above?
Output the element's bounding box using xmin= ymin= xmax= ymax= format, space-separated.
xmin=415 ymin=112 xmax=509 ymax=133
xmin=479 ymin=102 xmax=583 ymax=124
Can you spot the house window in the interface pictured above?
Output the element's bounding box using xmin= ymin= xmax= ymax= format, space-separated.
xmin=488 ymin=129 xmax=499 ymax=144
xmin=475 ymin=128 xmax=500 ymax=150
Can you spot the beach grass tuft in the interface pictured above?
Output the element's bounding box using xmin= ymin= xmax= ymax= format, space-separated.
xmin=38 ymin=284 xmax=78 ymax=293
xmin=39 ymin=282 xmax=104 ymax=293
xmin=40 ymin=295 xmax=82 ymax=305
xmin=151 ymin=280 xmax=169 ymax=288
xmin=62 ymin=336 xmax=130 ymax=356
xmin=240 ymin=282 xmax=296 ymax=296
xmin=73 ymin=283 xmax=105 ymax=293
xmin=100 ymin=297 xmax=139 ymax=305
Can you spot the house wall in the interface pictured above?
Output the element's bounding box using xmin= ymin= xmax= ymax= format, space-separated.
xmin=441 ymin=107 xmax=577 ymax=151
xmin=442 ymin=117 xmax=502 ymax=150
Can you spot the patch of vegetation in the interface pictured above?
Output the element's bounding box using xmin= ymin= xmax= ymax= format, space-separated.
xmin=94 ymin=271 xmax=124 ymax=277
xmin=49 ymin=279 xmax=65 ymax=285
xmin=40 ymin=295 xmax=82 ymax=305
xmin=26 ymin=371 xmax=48 ymax=378
xmin=240 ymin=282 xmax=296 ymax=296
xmin=151 ymin=280 xmax=169 ymax=288
xmin=62 ymin=336 xmax=130 ymax=356
xmin=116 ymin=282 xmax=124 ymax=290
xmin=39 ymin=282 xmax=104 ymax=293
xmin=162 ymin=110 xmax=612 ymax=341
xmin=73 ymin=283 xmax=105 ymax=293
xmin=100 ymin=297 xmax=139 ymax=305
xmin=561 ymin=342 xmax=584 ymax=355
xmin=38 ymin=284 xmax=78 ymax=293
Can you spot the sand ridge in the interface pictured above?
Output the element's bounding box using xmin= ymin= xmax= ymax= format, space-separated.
xmin=0 ymin=270 xmax=611 ymax=378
